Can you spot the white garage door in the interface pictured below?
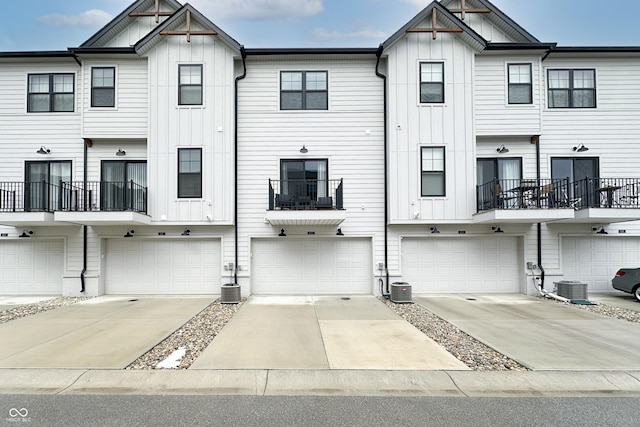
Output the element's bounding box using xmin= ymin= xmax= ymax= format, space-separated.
xmin=104 ymin=239 xmax=221 ymax=294
xmin=402 ymin=237 xmax=521 ymax=293
xmin=562 ymin=237 xmax=640 ymax=292
xmin=0 ymin=239 xmax=64 ymax=295
xmin=252 ymin=238 xmax=372 ymax=294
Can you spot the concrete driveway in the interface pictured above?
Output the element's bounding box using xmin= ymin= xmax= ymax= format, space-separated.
xmin=415 ymin=294 xmax=640 ymax=370
xmin=590 ymin=292 xmax=640 ymax=311
xmin=0 ymin=296 xmax=212 ymax=369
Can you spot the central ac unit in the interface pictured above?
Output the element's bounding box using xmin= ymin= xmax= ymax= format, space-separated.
xmin=390 ymin=282 xmax=412 ymax=303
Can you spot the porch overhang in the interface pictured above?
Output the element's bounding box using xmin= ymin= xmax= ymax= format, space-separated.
xmin=472 ymin=208 xmax=575 ymax=224
xmin=556 ymin=208 xmax=640 ymax=224
xmin=0 ymin=212 xmax=59 ymax=227
xmin=54 ymin=211 xmax=152 ymax=226
xmin=264 ymin=210 xmax=347 ymax=226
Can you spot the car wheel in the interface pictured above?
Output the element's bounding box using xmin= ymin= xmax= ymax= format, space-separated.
xmin=635 ymin=286 xmax=640 ymax=303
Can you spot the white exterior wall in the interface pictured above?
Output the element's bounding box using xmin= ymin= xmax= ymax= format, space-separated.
xmin=144 ymin=33 xmax=236 ymax=224
xmin=386 ymin=32 xmax=477 ymax=223
xmin=236 ymin=57 xmax=385 ymax=292
xmin=81 ymin=59 xmax=148 ymax=139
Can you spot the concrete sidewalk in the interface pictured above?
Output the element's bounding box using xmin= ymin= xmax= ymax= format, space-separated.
xmin=191 ymin=296 xmax=468 ymax=370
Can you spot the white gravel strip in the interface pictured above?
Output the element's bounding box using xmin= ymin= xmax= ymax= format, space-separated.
xmin=552 ymin=297 xmax=640 ymax=323
xmin=0 ymin=296 xmax=93 ymax=324
xmin=126 ymin=298 xmax=244 ymax=370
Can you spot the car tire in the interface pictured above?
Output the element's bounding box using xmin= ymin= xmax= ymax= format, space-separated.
xmin=635 ymin=286 xmax=640 ymax=303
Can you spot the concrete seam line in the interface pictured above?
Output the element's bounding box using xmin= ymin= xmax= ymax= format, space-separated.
xmin=445 ymin=370 xmax=468 ymax=397
xmin=262 ymin=370 xmax=270 ymax=396
xmin=56 ymin=370 xmax=90 ymax=395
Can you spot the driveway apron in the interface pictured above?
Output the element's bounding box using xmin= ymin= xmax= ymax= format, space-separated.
xmin=415 ymin=294 xmax=640 ymax=370
xmin=0 ymin=296 xmax=212 ymax=369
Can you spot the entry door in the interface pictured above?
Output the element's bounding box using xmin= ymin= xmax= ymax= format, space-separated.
xmin=280 ymin=159 xmax=328 ymax=203
xmin=25 ymin=161 xmax=71 ymax=211
xmin=552 ymin=157 xmax=599 ymax=205
xmin=101 ymin=161 xmax=146 ymax=211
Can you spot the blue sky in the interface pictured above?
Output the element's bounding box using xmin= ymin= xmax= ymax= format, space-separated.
xmin=2 ymin=0 xmax=640 ymax=51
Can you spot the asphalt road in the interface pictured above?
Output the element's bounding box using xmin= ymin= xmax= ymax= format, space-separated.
xmin=2 ymin=395 xmax=639 ymax=426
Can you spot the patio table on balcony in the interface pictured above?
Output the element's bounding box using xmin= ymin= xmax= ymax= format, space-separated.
xmin=596 ymin=185 xmax=622 ymax=208
xmin=507 ymin=184 xmax=537 ymax=208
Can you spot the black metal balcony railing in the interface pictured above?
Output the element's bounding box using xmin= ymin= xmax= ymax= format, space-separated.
xmin=0 ymin=181 xmax=147 ymax=213
xmin=268 ymin=178 xmax=343 ymax=210
xmin=477 ymin=177 xmax=640 ymax=212
xmin=61 ymin=181 xmax=147 ymax=213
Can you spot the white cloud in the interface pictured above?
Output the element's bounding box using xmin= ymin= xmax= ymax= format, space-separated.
xmin=35 ymin=9 xmax=113 ymax=28
xmin=191 ymin=0 xmax=324 ymax=21
xmin=312 ymin=26 xmax=388 ymax=41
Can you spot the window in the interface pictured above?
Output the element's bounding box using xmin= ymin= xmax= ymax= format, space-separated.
xmin=24 ymin=161 xmax=71 ymax=211
xmin=548 ymin=69 xmax=596 ymax=108
xmin=280 ymin=71 xmax=328 ymax=110
xmin=27 ymin=74 xmax=74 ymax=112
xmin=91 ymin=67 xmax=115 ymax=107
xmin=421 ymin=147 xmax=445 ymax=196
xmin=178 ymin=148 xmax=202 ymax=198
xmin=179 ymin=64 xmax=203 ymax=105
xmin=508 ymin=64 xmax=532 ymax=104
xmin=477 ymin=157 xmax=522 ymax=189
xmin=420 ymin=62 xmax=444 ymax=103
xmin=101 ymin=161 xmax=147 ymax=211
xmin=552 ymin=157 xmax=599 ymax=206
xmin=280 ymin=159 xmax=328 ymax=202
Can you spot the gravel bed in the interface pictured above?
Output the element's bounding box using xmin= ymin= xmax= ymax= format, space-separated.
xmin=542 ymin=296 xmax=640 ymax=323
xmin=126 ymin=298 xmax=244 ymax=370
xmin=380 ymin=297 xmax=528 ymax=371
xmin=0 ymin=297 xmax=93 ymax=324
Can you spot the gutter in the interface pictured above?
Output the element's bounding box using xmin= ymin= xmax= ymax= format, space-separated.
xmin=234 ymin=46 xmax=247 ymax=284
xmin=375 ymin=44 xmax=390 ymax=296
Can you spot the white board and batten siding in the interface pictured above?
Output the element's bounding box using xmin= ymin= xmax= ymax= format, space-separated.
xmin=236 ymin=57 xmax=385 ymax=293
xmin=144 ymin=34 xmax=237 ymax=224
xmin=385 ymin=32 xmax=477 ymax=223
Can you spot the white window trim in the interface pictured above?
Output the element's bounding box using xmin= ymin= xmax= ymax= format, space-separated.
xmin=88 ymin=64 xmax=118 ymax=110
xmin=416 ymin=59 xmax=447 ymax=108
xmin=504 ymin=61 xmax=536 ymax=108
xmin=278 ymin=69 xmax=330 ymax=112
xmin=176 ymin=62 xmax=205 ymax=109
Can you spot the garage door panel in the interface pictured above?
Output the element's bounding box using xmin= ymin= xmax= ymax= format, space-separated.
xmin=105 ymin=239 xmax=220 ymax=295
xmin=1 ymin=240 xmax=63 ymax=295
xmin=402 ymin=237 xmax=521 ymax=293
xmin=562 ymin=237 xmax=640 ymax=292
xmin=252 ymin=238 xmax=371 ymax=294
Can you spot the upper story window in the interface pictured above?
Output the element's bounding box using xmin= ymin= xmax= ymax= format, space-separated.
xmin=508 ymin=64 xmax=532 ymax=104
xmin=420 ymin=62 xmax=444 ymax=104
xmin=179 ymin=64 xmax=203 ymax=106
xmin=421 ymin=147 xmax=445 ymax=197
xmin=177 ymin=148 xmax=202 ymax=198
xmin=548 ymin=69 xmax=596 ymax=108
xmin=91 ymin=67 xmax=115 ymax=107
xmin=280 ymin=71 xmax=328 ymax=110
xmin=27 ymin=73 xmax=74 ymax=112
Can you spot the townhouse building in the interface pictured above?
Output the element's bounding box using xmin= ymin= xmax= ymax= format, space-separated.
xmin=1 ymin=0 xmax=640 ymax=297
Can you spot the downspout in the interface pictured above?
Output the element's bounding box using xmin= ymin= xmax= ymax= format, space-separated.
xmin=375 ymin=44 xmax=390 ymax=296
xmin=81 ymin=138 xmax=92 ymax=293
xmin=533 ymin=135 xmax=545 ymax=290
xmin=234 ymin=46 xmax=247 ymax=284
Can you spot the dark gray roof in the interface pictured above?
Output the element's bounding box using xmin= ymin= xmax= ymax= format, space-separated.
xmin=135 ymin=3 xmax=242 ymax=54
xmin=383 ymin=1 xmax=486 ymax=51
xmin=80 ymin=0 xmax=183 ymax=48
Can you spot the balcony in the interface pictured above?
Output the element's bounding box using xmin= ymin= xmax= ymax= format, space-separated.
xmin=0 ymin=181 xmax=150 ymax=226
xmin=264 ymin=178 xmax=347 ymax=226
xmin=475 ymin=177 xmax=640 ymax=224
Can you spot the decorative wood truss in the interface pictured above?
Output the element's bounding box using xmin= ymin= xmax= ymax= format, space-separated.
xmin=159 ymin=10 xmax=217 ymax=42
xmin=129 ymin=0 xmax=172 ymax=23
xmin=406 ymin=8 xmax=463 ymax=40
xmin=448 ymin=0 xmax=491 ymax=20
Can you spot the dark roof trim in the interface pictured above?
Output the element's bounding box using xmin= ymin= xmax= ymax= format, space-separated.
xmin=245 ymin=48 xmax=380 ymax=56
xmin=550 ymin=46 xmax=640 ymax=53
xmin=485 ymin=42 xmax=557 ymax=51
xmin=69 ymin=47 xmax=137 ymax=55
xmin=0 ymin=51 xmax=76 ymax=58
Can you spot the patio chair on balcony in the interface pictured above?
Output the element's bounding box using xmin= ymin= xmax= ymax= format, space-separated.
xmin=275 ymin=194 xmax=295 ymax=209
xmin=528 ymin=183 xmax=556 ymax=208
xmin=316 ymin=196 xmax=333 ymax=209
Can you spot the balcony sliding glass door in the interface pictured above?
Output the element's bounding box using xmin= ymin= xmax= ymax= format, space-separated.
xmin=101 ymin=161 xmax=146 ymax=211
xmin=25 ymin=161 xmax=71 ymax=211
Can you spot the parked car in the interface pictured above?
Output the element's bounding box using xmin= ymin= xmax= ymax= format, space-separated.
xmin=612 ymin=269 xmax=640 ymax=301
